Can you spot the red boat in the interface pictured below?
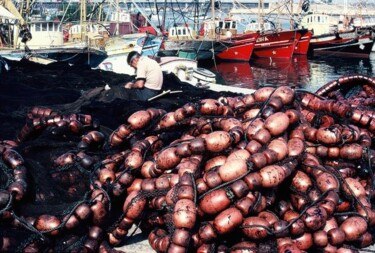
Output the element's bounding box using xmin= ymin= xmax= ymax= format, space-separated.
xmin=215 ymin=42 xmax=255 ymax=61
xmin=252 ymin=30 xmax=302 ymax=60
xmin=216 ymin=32 xmax=260 ymax=61
xmin=299 ymin=13 xmax=375 ymax=58
xmin=308 ymin=29 xmax=374 ymax=58
xmin=294 ymin=29 xmax=313 ymax=55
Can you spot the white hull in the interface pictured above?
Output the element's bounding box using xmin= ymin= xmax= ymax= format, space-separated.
xmin=99 ymin=54 xmax=255 ymax=95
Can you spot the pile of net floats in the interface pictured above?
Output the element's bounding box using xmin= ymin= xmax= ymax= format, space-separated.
xmin=2 ymin=74 xmax=375 ymax=253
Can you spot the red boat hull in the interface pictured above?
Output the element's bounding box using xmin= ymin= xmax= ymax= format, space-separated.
xmin=309 ymin=30 xmax=374 ymax=58
xmin=216 ymin=32 xmax=259 ymax=61
xmin=253 ymin=30 xmax=301 ymax=59
xmin=294 ymin=30 xmax=313 ymax=55
xmin=216 ymin=42 xmax=256 ymax=61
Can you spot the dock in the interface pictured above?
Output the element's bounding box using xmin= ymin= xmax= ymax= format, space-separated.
xmin=229 ymin=2 xmax=375 ymax=17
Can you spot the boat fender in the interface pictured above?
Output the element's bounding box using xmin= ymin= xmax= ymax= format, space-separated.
xmin=19 ymin=27 xmax=32 ymax=43
xmin=302 ymin=0 xmax=310 ymax=12
xmin=174 ymin=64 xmax=190 ymax=81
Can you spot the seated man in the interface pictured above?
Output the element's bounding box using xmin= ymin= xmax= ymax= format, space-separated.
xmin=124 ymin=51 xmax=163 ymax=101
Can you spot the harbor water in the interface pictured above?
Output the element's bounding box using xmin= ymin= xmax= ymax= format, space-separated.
xmin=203 ymin=52 xmax=375 ymax=93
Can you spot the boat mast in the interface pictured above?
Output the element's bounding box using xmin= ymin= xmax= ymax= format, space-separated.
xmin=258 ymin=0 xmax=264 ymax=31
xmin=211 ymin=0 xmax=215 ymax=36
xmin=115 ymin=0 xmax=119 ymax=35
xmin=80 ymin=0 xmax=87 ymax=42
xmin=161 ymin=0 xmax=166 ymax=33
xmin=193 ymin=0 xmax=199 ymax=31
xmin=290 ymin=0 xmax=294 ymax=29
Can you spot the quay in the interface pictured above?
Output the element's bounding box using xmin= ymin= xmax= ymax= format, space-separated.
xmin=17 ymin=0 xmax=375 ymax=20
xmin=229 ymin=2 xmax=375 ymax=17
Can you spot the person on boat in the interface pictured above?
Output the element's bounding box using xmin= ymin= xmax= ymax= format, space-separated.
xmin=124 ymin=51 xmax=163 ymax=101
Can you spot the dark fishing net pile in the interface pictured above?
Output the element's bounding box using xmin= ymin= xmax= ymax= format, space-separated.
xmin=0 ymin=59 xmax=239 ymax=140
xmin=0 ymin=59 xmax=242 ymax=252
xmin=3 ymin=59 xmax=375 ymax=253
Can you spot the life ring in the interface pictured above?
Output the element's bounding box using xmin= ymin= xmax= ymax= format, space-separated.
xmin=173 ymin=64 xmax=190 ymax=81
xmin=173 ymin=64 xmax=187 ymax=73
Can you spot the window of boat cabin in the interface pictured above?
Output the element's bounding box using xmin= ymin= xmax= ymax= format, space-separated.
xmin=34 ymin=22 xmax=47 ymax=32
xmin=34 ymin=23 xmax=41 ymax=32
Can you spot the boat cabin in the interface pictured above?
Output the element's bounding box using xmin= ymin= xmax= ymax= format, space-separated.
xmin=26 ymin=21 xmax=63 ymax=48
xmin=200 ymin=18 xmax=238 ymax=38
xmin=1 ymin=19 xmax=63 ymax=49
xmin=68 ymin=23 xmax=108 ymax=42
xmin=245 ymin=22 xmax=273 ymax=33
xmin=299 ymin=13 xmax=348 ymax=36
xmin=108 ymin=11 xmax=149 ymax=35
xmin=167 ymin=25 xmax=196 ymax=40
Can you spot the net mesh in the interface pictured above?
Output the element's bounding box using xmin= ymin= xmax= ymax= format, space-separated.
xmin=0 ymin=59 xmax=240 ymax=252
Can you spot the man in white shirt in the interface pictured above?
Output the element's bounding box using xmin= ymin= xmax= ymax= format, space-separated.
xmin=124 ymin=51 xmax=163 ymax=101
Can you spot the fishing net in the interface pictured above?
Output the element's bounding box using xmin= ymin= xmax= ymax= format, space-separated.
xmin=2 ymin=59 xmax=375 ymax=253
xmin=0 ymin=59 xmax=240 ymax=252
xmin=0 ymin=59 xmax=236 ymax=140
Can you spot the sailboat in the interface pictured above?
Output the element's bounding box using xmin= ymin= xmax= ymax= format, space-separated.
xmin=0 ymin=0 xmax=107 ymax=67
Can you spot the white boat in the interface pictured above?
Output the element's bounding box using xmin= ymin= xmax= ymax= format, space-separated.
xmin=159 ymin=56 xmax=255 ymax=94
xmin=100 ymin=52 xmax=255 ymax=94
xmin=100 ymin=54 xmax=200 ymax=78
